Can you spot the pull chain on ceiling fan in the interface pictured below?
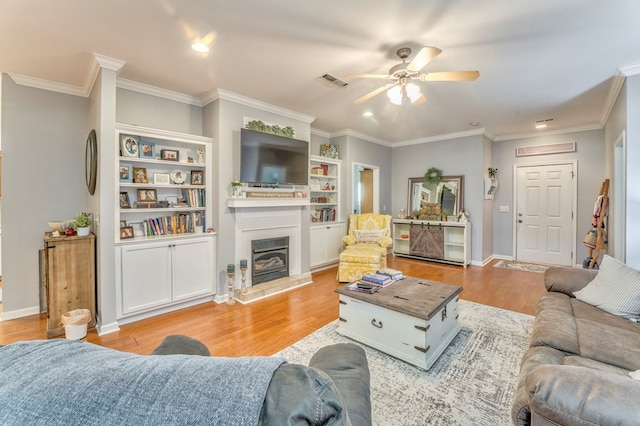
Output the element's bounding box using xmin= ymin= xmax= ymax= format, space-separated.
xmin=346 ymin=46 xmax=479 ymax=105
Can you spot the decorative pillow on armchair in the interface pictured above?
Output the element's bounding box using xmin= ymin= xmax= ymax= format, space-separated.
xmin=574 ymin=255 xmax=640 ymax=322
xmin=354 ymin=229 xmax=386 ymax=244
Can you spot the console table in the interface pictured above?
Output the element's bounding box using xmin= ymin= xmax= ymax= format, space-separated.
xmin=392 ymin=219 xmax=471 ymax=266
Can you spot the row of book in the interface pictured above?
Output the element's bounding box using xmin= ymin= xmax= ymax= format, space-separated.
xmin=346 ymin=268 xmax=405 ymax=293
xmin=142 ymin=212 xmax=205 ymax=236
xmin=311 ymin=208 xmax=336 ymax=222
xmin=181 ymin=189 xmax=205 ymax=207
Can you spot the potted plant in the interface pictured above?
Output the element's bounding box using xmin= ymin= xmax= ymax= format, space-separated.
xmin=231 ymin=178 xmax=243 ymax=197
xmin=72 ymin=212 xmax=93 ymax=236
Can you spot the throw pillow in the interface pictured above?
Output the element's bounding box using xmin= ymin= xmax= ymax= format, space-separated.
xmin=354 ymin=229 xmax=385 ymax=244
xmin=574 ymin=255 xmax=640 ymax=322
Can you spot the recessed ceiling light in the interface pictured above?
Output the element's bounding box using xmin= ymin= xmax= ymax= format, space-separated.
xmin=363 ymin=111 xmax=374 ymax=117
xmin=469 ymin=121 xmax=479 ymax=127
xmin=191 ymin=42 xmax=209 ymax=53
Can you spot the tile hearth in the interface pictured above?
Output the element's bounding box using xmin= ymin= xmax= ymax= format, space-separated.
xmin=234 ymin=273 xmax=313 ymax=304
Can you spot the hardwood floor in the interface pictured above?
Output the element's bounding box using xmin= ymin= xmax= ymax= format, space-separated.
xmin=0 ymin=257 xmax=546 ymax=356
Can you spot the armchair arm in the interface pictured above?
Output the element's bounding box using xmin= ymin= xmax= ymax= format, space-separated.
xmin=525 ymin=365 xmax=640 ymax=426
xmin=343 ymin=235 xmax=357 ymax=246
xmin=544 ymin=267 xmax=597 ymax=296
xmin=378 ymin=235 xmax=392 ymax=248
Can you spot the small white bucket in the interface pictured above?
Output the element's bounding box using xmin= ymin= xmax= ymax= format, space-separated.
xmin=64 ymin=323 xmax=88 ymax=340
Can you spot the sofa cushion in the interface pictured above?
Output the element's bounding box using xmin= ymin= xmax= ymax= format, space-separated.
xmin=573 ymin=255 xmax=640 ymax=322
xmin=529 ymin=293 xmax=579 ymax=355
xmin=354 ymin=229 xmax=385 ymax=244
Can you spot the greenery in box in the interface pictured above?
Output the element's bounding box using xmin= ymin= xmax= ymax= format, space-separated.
xmin=72 ymin=212 xmax=92 ymax=229
xmin=245 ymin=120 xmax=295 ymax=138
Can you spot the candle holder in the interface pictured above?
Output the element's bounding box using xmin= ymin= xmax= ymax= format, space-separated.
xmin=226 ymin=264 xmax=236 ymax=305
xmin=239 ymin=259 xmax=248 ymax=293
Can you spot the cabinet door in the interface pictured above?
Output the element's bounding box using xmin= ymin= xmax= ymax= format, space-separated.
xmin=172 ymin=237 xmax=215 ymax=301
xmin=326 ymin=224 xmax=345 ymax=262
xmin=309 ymin=226 xmax=326 ymax=267
xmin=120 ymin=242 xmax=172 ymax=315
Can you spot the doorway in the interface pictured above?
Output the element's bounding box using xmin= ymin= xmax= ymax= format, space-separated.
xmin=514 ymin=162 xmax=576 ymax=266
xmin=352 ymin=163 xmax=379 ymax=214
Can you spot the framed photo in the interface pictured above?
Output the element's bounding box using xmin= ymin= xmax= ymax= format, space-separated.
xmin=161 ymin=149 xmax=180 ymax=161
xmin=119 ymin=192 xmax=131 ymax=208
xmin=119 ymin=163 xmax=132 ymax=182
xmin=165 ymin=195 xmax=179 ymax=207
xmin=133 ymin=167 xmax=148 ymax=183
xmin=137 ymin=188 xmax=158 ymax=202
xmin=139 ymin=141 xmax=156 ymax=159
xmin=120 ymin=220 xmax=127 ymax=227
xmin=130 ymin=222 xmax=144 ymax=237
xmin=121 ymin=135 xmax=139 ymax=158
xmin=190 ymin=170 xmax=204 ymax=185
xmin=153 ymin=173 xmax=171 ymax=185
xmin=120 ymin=226 xmax=134 ymax=239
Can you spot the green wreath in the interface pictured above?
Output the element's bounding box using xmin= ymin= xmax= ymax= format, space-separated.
xmin=424 ymin=167 xmax=443 ymax=186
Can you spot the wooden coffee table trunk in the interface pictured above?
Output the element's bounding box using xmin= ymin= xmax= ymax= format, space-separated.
xmin=335 ymin=277 xmax=462 ymax=370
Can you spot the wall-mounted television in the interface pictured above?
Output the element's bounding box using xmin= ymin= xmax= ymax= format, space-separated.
xmin=240 ymin=128 xmax=309 ymax=186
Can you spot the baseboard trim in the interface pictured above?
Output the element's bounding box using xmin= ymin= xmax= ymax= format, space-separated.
xmin=0 ymin=305 xmax=40 ymax=321
xmin=96 ymin=321 xmax=121 ymax=336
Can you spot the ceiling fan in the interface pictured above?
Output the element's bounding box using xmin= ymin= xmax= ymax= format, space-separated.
xmin=346 ymin=46 xmax=479 ymax=105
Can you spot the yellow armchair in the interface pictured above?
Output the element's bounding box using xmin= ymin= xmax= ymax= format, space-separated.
xmin=337 ymin=213 xmax=392 ymax=282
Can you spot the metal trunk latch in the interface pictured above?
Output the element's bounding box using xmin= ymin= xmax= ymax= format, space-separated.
xmin=441 ymin=305 xmax=447 ymax=321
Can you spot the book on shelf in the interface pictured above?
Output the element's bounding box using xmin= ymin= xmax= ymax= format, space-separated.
xmin=360 ymin=273 xmax=394 ymax=286
xmin=139 ymin=211 xmax=205 ymax=237
xmin=376 ymin=268 xmax=404 ymax=280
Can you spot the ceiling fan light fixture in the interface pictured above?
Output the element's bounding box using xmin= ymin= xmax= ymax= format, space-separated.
xmin=405 ymin=83 xmax=421 ymax=103
xmin=387 ymin=85 xmax=403 ymax=105
xmin=387 ymin=83 xmax=421 ymax=105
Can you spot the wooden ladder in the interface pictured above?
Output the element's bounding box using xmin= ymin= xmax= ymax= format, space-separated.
xmin=587 ymin=179 xmax=609 ymax=269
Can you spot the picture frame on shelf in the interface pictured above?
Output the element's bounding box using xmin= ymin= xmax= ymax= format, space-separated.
xmin=120 ymin=135 xmax=139 ymax=158
xmin=161 ymin=149 xmax=180 ymax=161
xmin=153 ymin=173 xmax=170 ymax=185
xmin=139 ymin=141 xmax=156 ymax=159
xmin=119 ymin=164 xmax=132 ymax=182
xmin=120 ymin=226 xmax=134 ymax=239
xmin=119 ymin=192 xmax=131 ymax=208
xmin=137 ymin=188 xmax=158 ymax=202
xmin=165 ymin=195 xmax=179 ymax=207
xmin=191 ymin=170 xmax=204 ymax=185
xmin=133 ymin=167 xmax=148 ymax=183
xmin=130 ymin=222 xmax=144 ymax=237
xmin=120 ymin=220 xmax=127 ymax=227
xmin=320 ymin=144 xmax=339 ymax=159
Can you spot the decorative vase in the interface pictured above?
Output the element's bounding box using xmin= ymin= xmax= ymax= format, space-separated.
xmin=76 ymin=227 xmax=90 ymax=237
xmin=233 ymin=186 xmax=242 ymax=198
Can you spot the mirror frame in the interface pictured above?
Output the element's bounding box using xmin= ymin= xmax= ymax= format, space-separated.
xmin=85 ymin=129 xmax=98 ymax=195
xmin=407 ymin=175 xmax=464 ymax=219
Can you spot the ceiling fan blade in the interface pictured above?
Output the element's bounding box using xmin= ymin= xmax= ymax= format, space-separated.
xmin=354 ymin=83 xmax=397 ymax=104
xmin=344 ymin=73 xmax=390 ymax=79
xmin=407 ymin=46 xmax=442 ymax=73
xmin=413 ymin=93 xmax=427 ymax=105
xmin=418 ymin=71 xmax=480 ymax=82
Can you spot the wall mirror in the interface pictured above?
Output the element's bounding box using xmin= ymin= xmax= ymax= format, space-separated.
xmin=407 ymin=175 xmax=464 ymax=218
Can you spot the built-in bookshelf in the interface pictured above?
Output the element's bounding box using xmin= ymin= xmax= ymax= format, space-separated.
xmin=309 ymin=155 xmax=340 ymax=223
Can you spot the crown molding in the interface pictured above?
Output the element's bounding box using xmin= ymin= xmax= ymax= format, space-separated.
xmin=620 ymin=63 xmax=640 ymax=77
xmin=84 ymin=53 xmax=126 ymax=96
xmin=328 ymin=129 xmax=391 ymax=147
xmin=204 ymin=88 xmax=316 ymax=124
xmin=310 ymin=128 xmax=331 ymax=139
xmin=493 ymin=123 xmax=602 ymax=142
xmin=8 ymin=73 xmax=86 ymax=97
xmin=393 ymin=128 xmax=487 ymax=147
xmin=599 ymin=70 xmax=626 ymax=127
xmin=116 ymin=78 xmax=203 ymax=106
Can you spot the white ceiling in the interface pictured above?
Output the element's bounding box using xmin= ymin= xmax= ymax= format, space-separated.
xmin=2 ymin=0 xmax=639 ymax=144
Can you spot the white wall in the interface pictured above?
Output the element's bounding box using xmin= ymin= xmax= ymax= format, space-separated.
xmin=624 ymin=75 xmax=640 ymax=268
xmin=1 ymin=74 xmax=89 ymax=318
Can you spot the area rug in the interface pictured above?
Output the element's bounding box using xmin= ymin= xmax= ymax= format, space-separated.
xmin=275 ymin=300 xmax=533 ymax=426
xmin=493 ymin=259 xmax=551 ymax=274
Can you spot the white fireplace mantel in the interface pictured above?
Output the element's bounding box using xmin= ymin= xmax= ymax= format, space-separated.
xmin=227 ymin=197 xmax=310 ymax=208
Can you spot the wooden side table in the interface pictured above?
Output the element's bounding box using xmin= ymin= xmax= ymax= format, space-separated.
xmin=44 ymin=233 xmax=96 ymax=338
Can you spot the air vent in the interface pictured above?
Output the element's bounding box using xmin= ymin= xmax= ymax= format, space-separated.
xmin=321 ymin=73 xmax=348 ymax=87
xmin=516 ymin=142 xmax=576 ymax=157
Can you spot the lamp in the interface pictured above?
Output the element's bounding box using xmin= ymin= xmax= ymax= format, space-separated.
xmin=387 ymin=82 xmax=422 ymax=105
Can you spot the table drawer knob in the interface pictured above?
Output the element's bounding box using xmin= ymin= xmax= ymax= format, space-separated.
xmin=371 ymin=318 xmax=383 ymax=328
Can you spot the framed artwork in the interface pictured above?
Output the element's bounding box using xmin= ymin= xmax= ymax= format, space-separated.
xmin=119 ymin=163 xmax=132 ymax=182
xmin=133 ymin=167 xmax=148 ymax=183
xmin=139 ymin=141 xmax=156 ymax=159
xmin=191 ymin=170 xmax=204 ymax=185
xmin=119 ymin=192 xmax=131 ymax=208
xmin=120 ymin=226 xmax=134 ymax=239
xmin=120 ymin=220 xmax=127 ymax=227
xmin=154 ymin=173 xmax=171 ymax=185
xmin=161 ymin=149 xmax=180 ymax=161
xmin=137 ymin=188 xmax=157 ymax=202
xmin=320 ymin=144 xmax=339 ymax=159
xmin=121 ymin=135 xmax=139 ymax=158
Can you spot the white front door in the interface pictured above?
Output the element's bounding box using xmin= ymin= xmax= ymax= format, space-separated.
xmin=515 ymin=163 xmax=574 ymax=266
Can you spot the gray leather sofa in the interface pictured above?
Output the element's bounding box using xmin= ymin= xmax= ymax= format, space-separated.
xmin=0 ymin=336 xmax=371 ymax=426
xmin=512 ymin=267 xmax=640 ymax=425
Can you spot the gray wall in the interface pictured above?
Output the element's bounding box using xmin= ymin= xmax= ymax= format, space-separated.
xmin=1 ymin=74 xmax=89 ymax=316
xmin=624 ymin=75 xmax=640 ymax=268
xmin=492 ymin=129 xmax=605 ymax=264
xmin=391 ymin=134 xmax=486 ymax=264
